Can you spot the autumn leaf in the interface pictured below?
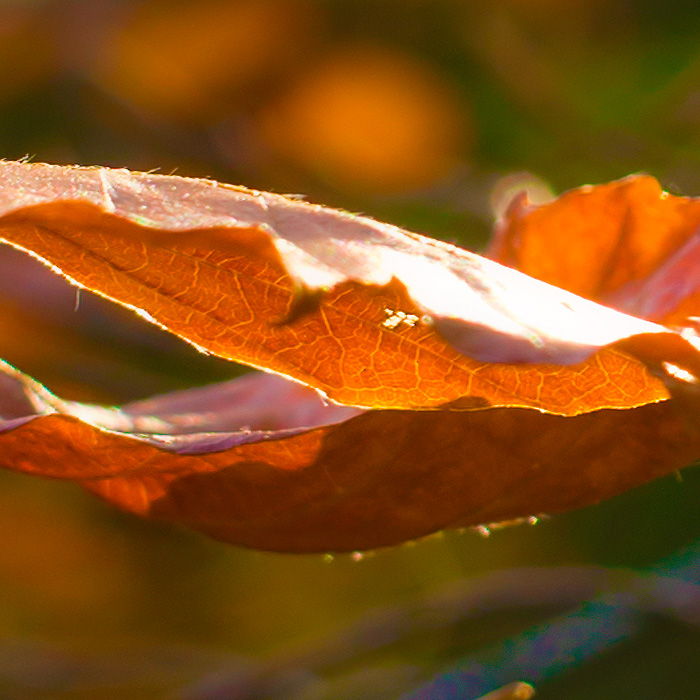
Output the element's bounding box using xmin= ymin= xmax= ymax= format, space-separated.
xmin=0 ymin=161 xmax=699 ymax=552
xmin=489 ymin=175 xmax=700 ymax=322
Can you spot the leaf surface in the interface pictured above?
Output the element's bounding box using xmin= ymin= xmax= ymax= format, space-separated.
xmin=489 ymin=175 xmax=700 ymax=324
xmin=1 ymin=162 xmax=700 ymax=552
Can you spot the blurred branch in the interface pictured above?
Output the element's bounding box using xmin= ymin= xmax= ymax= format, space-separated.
xmin=401 ymin=537 xmax=700 ymax=700
xmin=178 ymin=554 xmax=700 ymax=700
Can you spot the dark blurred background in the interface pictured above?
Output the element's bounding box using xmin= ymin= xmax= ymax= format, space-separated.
xmin=2 ymin=1 xmax=700 ymax=698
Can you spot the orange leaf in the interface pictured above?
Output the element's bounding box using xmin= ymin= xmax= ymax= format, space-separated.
xmin=0 ymin=162 xmax=699 ymax=552
xmin=489 ymin=174 xmax=700 ymax=323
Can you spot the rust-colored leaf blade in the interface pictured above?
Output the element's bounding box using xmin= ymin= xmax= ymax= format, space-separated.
xmin=2 ymin=164 xmax=700 ymax=553
xmin=0 ymin=162 xmax=697 ymax=416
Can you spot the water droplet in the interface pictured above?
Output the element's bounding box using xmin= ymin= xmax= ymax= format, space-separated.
xmin=475 ymin=525 xmax=491 ymax=538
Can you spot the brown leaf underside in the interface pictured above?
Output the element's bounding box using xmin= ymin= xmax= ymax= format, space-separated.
xmin=1 ymin=401 xmax=696 ymax=553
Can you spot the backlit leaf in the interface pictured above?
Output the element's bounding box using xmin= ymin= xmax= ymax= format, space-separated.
xmin=1 ymin=162 xmax=699 ymax=552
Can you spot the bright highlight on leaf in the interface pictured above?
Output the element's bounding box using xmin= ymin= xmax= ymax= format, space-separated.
xmin=1 ymin=162 xmax=700 ymax=552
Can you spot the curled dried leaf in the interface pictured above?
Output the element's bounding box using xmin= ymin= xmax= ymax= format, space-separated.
xmin=1 ymin=162 xmax=700 ymax=552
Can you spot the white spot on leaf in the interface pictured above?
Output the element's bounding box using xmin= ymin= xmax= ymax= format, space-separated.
xmin=382 ymin=308 xmax=419 ymax=330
